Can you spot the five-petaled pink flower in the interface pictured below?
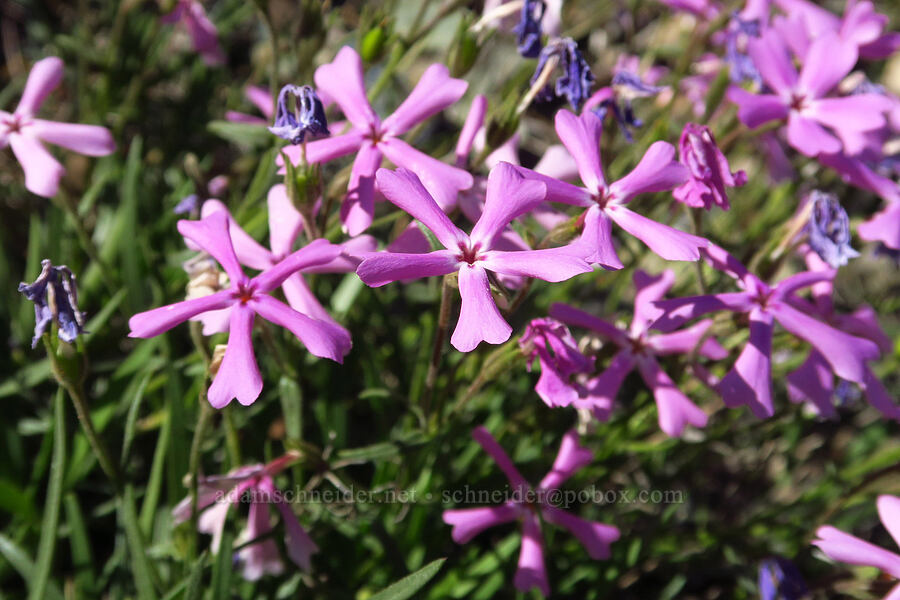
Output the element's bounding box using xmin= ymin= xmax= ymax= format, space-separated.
xmin=173 ymin=453 xmax=317 ymax=580
xmin=356 ymin=164 xmax=593 ymax=352
xmin=128 ymin=211 xmax=351 ymax=408
xmin=443 ymin=427 xmax=619 ymax=597
xmin=1 ymin=57 xmax=115 ymax=198
xmin=162 ymin=0 xmax=226 ymax=66
xmin=514 ymin=109 xmax=707 ymax=268
xmin=551 ymin=269 xmax=727 ymax=437
xmin=280 ymin=46 xmax=473 ymax=235
xmin=813 ymin=495 xmax=900 ymax=600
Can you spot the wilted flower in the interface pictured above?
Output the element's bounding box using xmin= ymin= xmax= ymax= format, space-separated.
xmin=758 ymin=557 xmax=808 ymax=600
xmin=673 ymin=123 xmax=747 ymax=211
xmin=805 ymin=191 xmax=859 ymax=268
xmin=724 ymin=12 xmax=763 ymax=84
xmin=18 ymin=259 xmax=86 ymax=348
xmin=513 ymin=0 xmax=545 ymax=58
xmin=443 ymin=428 xmax=619 ymax=597
xmin=268 ymin=84 xmax=329 ymax=145
xmin=531 ymin=38 xmax=595 ymax=112
xmin=520 ymin=318 xmax=594 ymax=408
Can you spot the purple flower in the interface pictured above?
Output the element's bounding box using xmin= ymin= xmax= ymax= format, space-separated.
xmin=551 ymin=270 xmax=727 ymax=437
xmin=356 ymin=164 xmax=592 ymax=352
xmin=813 ymin=495 xmax=900 ymax=600
xmin=653 ymin=244 xmax=881 ymax=418
xmin=758 ymin=557 xmax=807 ymax=600
xmin=18 ymin=260 xmax=86 ymax=348
xmin=531 ymin=38 xmax=595 ymax=112
xmin=443 ymin=427 xmax=619 ymax=597
xmin=279 ymin=46 xmax=472 ymax=235
xmin=805 ymin=191 xmax=859 ymax=268
xmin=513 ymin=0 xmax=545 ymax=58
xmin=161 ymin=0 xmax=225 ymax=66
xmin=173 ymin=454 xmax=317 ymax=580
xmin=859 ymin=202 xmax=900 ymax=251
xmin=515 ymin=109 xmax=705 ymax=267
xmin=226 ymin=85 xmax=274 ymax=125
xmin=1 ymin=57 xmax=115 ymax=197
xmin=520 ymin=318 xmax=595 ymax=408
xmin=724 ymin=12 xmax=763 ymax=85
xmin=728 ymin=29 xmax=892 ymax=157
xmin=673 ymin=123 xmax=747 ymax=210
xmin=268 ymin=84 xmax=329 ymax=145
xmin=586 ymin=63 xmax=668 ymax=143
xmin=174 ymin=194 xmax=200 ymax=215
xmin=128 ymin=211 xmax=351 ymax=407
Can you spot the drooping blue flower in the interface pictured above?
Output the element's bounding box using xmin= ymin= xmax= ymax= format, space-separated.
xmin=806 ymin=191 xmax=860 ymax=268
xmin=18 ymin=260 xmax=86 ymax=348
xmin=725 ymin=12 xmax=762 ymax=85
xmin=268 ymin=84 xmax=329 ymax=145
xmin=173 ymin=193 xmax=199 ymax=215
xmin=591 ymin=71 xmax=666 ymax=143
xmin=531 ymin=38 xmax=595 ymax=112
xmin=513 ymin=0 xmax=545 ymax=58
xmin=758 ymin=557 xmax=807 ymax=600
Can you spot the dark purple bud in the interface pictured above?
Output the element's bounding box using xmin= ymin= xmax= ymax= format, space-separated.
xmin=531 ymin=38 xmax=595 ymax=113
xmin=758 ymin=557 xmax=807 ymax=600
xmin=513 ymin=0 xmax=545 ymax=58
xmin=520 ymin=318 xmax=594 ymax=408
xmin=174 ymin=194 xmax=199 ymax=215
xmin=806 ymin=191 xmax=859 ymax=268
xmin=673 ymin=123 xmax=747 ymax=211
xmin=18 ymin=260 xmax=87 ymax=349
xmin=268 ymin=84 xmax=329 ymax=145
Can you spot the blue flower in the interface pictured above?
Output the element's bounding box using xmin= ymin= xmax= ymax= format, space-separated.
xmin=513 ymin=0 xmax=545 ymax=58
xmin=807 ymin=191 xmax=860 ymax=268
xmin=531 ymin=38 xmax=595 ymax=113
xmin=758 ymin=557 xmax=807 ymax=600
xmin=18 ymin=260 xmax=86 ymax=348
xmin=268 ymin=84 xmax=329 ymax=145
xmin=725 ymin=12 xmax=762 ymax=85
xmin=592 ymin=71 xmax=666 ymax=143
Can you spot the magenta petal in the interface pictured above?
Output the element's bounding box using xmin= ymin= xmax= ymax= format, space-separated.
xmin=728 ymin=88 xmax=789 ymax=128
xmin=178 ymin=211 xmax=248 ymax=285
xmin=747 ymin=30 xmax=799 ymax=93
xmin=538 ymin=430 xmax=593 ymax=490
xmin=379 ymin=137 xmax=474 ymax=211
xmin=236 ymin=494 xmax=283 ymax=580
xmin=879 ymin=496 xmax=900 ymax=550
xmin=541 ymin=506 xmax=619 ymax=560
xmin=534 ymin=144 xmax=579 ymax=181
xmin=813 ymin=525 xmax=900 ymax=579
xmin=609 ymin=142 xmax=688 ymax=202
xmin=208 ymin=305 xmax=263 ymax=408
xmin=456 ymin=95 xmax=487 ymax=165
xmin=549 ymin=302 xmax=628 ymax=344
xmin=771 ymin=301 xmax=880 ymax=384
xmin=864 ymin=367 xmax=900 ymax=421
xmin=30 ymin=120 xmax=115 ymax=156
xmin=193 ymin=306 xmax=232 ymax=336
xmin=266 ymin=184 xmax=304 ymax=259
xmin=607 ymin=205 xmax=707 ymax=262
xmin=273 ymin=499 xmax=318 ymax=572
xmin=196 ymin=500 xmax=230 ymax=553
xmin=303 ymin=235 xmax=378 ymax=274
xmin=786 ymin=350 xmax=836 ymax=418
xmin=442 ymin=504 xmax=520 ymax=543
xmin=182 ymin=1 xmax=225 ymax=65
xmin=281 ymin=274 xmax=339 ymax=326
xmin=554 ymin=109 xmax=606 ymax=194
xmin=341 ymin=141 xmax=383 ymax=236
xmin=246 ymin=85 xmax=273 ymax=118
xmin=837 ymin=305 xmax=893 ymax=355
xmin=772 ymin=270 xmax=835 ymax=299
xmin=649 ymin=319 xmax=725 ymax=358
xmin=129 ymin=290 xmax=234 ymax=338
xmin=251 ymin=295 xmax=351 ymax=363
xmin=810 ymin=96 xmax=888 ymax=136
xmin=580 ymin=205 xmax=623 ymax=269
xmin=280 ymin=129 xmax=365 ymax=166
xmin=514 ymin=515 xmax=550 ymax=597
xmin=16 ymin=56 xmax=63 ymax=117
xmin=225 ymin=111 xmax=266 ymax=125
xmin=858 ymin=202 xmax=900 ymax=250
xmin=469 ymin=162 xmax=548 ymax=249
xmin=514 ymin=166 xmax=594 ymax=207
xmin=356 ymin=250 xmax=458 ymax=287
xmin=8 ymin=132 xmax=65 ymax=197
xmin=253 ymin=239 xmax=343 ymax=294
xmin=636 ymin=357 xmax=708 ymax=436
xmin=200 ymin=200 xmax=273 ymax=271
xmin=375 ymin=168 xmax=467 ymax=249
xmin=581 ymin=351 xmax=635 ymax=411
xmin=480 ymin=246 xmax=592 ymax=283
xmin=313 ymin=46 xmax=378 ymax=130
xmin=631 ymin=269 xmax=676 ymax=334
xmin=786 ymin=114 xmax=841 ymax=157
xmin=382 ymin=63 xmax=468 ymax=136
xmin=652 ymin=292 xmax=753 ymax=332
xmin=451 ymin=264 xmax=512 ymax=351
xmin=798 ymin=33 xmax=858 ymax=98
xmin=472 ymin=426 xmax=529 ymax=490
xmin=717 ymin=308 xmax=774 ymax=418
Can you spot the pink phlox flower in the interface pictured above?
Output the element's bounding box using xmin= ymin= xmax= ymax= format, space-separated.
xmin=813 ymin=495 xmax=900 ymax=600
xmin=0 ymin=57 xmax=115 ymax=197
xmin=128 ymin=210 xmax=352 ymax=407
xmin=442 ymin=427 xmax=619 ymax=597
xmin=514 ymin=109 xmax=705 ymax=268
xmin=225 ymin=85 xmax=275 ymax=125
xmin=673 ymin=122 xmax=747 ymax=210
xmin=727 ymin=28 xmax=892 ymax=157
xmin=187 ymin=184 xmax=375 ymax=335
xmin=652 ymin=244 xmax=881 ymax=418
xmin=356 ymin=164 xmax=593 ymax=352
xmin=161 ymin=0 xmax=225 ymax=66
xmin=278 ymin=46 xmax=473 ymax=235
xmin=173 ymin=454 xmax=317 ymax=580
xmin=785 ymin=248 xmax=897 ymax=420
xmin=551 ymin=269 xmax=726 ymax=437
xmin=519 ymin=318 xmax=595 ymax=408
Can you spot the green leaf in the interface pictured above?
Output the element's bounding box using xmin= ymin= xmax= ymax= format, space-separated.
xmin=368 ymin=558 xmax=446 ymax=600
xmin=0 ymin=534 xmax=64 ymax=600
xmin=183 ymin=551 xmax=207 ymax=600
xmin=335 ymin=442 xmax=400 ymax=465
xmin=28 ymin=389 xmax=66 ymax=600
xmin=210 ymin=527 xmax=234 ymax=600
xmin=121 ymin=484 xmax=161 ymax=599
xmin=207 ymin=120 xmax=272 ymax=148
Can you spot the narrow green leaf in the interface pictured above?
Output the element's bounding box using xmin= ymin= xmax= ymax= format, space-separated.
xmin=121 ymin=372 xmax=152 ymax=466
xmin=368 ymin=558 xmax=446 ymax=600
xmin=64 ymin=493 xmax=95 ymax=592
xmin=0 ymin=534 xmax=65 ymax=600
xmin=183 ymin=551 xmax=207 ymax=600
xmin=207 ymin=120 xmax=273 ymax=148
xmin=335 ymin=442 xmax=400 ymax=464
xmin=210 ymin=527 xmax=234 ymax=600
xmin=121 ymin=484 xmax=161 ymax=599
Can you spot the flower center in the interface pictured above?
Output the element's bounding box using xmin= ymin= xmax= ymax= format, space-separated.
xmin=2 ymin=114 xmax=23 ymax=133
xmin=789 ymin=93 xmax=807 ymax=112
xmin=456 ymin=242 xmax=482 ymax=265
xmin=234 ymin=282 xmax=256 ymax=304
xmin=593 ymin=188 xmax=612 ymax=208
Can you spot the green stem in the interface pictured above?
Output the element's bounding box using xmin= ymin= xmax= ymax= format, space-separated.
xmin=423 ymin=275 xmax=454 ymax=417
xmin=187 ymin=400 xmax=213 ymax=562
